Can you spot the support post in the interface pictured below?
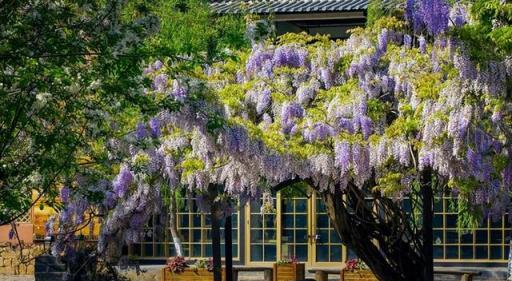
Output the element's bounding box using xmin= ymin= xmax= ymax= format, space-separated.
xmin=225 ymin=215 xmax=233 ymax=281
xmin=421 ymin=170 xmax=434 ymax=281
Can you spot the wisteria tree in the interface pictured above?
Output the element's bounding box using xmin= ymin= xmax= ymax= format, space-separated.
xmin=53 ymin=1 xmax=512 ymax=281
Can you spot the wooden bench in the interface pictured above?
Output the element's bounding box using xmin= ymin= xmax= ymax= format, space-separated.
xmin=309 ymin=268 xmax=482 ymax=281
xmin=434 ymin=268 xmax=482 ymax=281
xmin=233 ymin=265 xmax=273 ymax=281
xmin=308 ymin=268 xmax=340 ymax=281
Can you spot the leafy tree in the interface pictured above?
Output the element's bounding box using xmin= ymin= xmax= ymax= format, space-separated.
xmin=0 ymin=0 xmax=162 ymax=225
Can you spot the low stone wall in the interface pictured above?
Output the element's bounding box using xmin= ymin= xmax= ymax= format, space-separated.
xmin=0 ymin=243 xmax=44 ymax=275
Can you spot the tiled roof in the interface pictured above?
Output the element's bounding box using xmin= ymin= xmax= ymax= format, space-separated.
xmin=210 ymin=0 xmax=371 ymax=14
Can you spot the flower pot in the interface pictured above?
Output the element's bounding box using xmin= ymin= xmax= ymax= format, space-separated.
xmin=341 ymin=269 xmax=378 ymax=281
xmin=161 ymin=267 xmax=225 ymax=281
xmin=273 ymin=263 xmax=305 ymax=281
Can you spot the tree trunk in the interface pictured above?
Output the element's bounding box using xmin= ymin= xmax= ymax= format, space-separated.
xmin=211 ymin=205 xmax=222 ymax=281
xmin=169 ymin=191 xmax=183 ymax=256
xmin=321 ymin=183 xmax=430 ymax=281
xmin=224 ymin=215 xmax=233 ymax=281
xmin=421 ymin=170 xmax=434 ymax=281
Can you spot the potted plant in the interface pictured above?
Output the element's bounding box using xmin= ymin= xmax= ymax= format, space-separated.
xmin=273 ymin=256 xmax=305 ymax=281
xmin=162 ymin=257 xmax=222 ymax=281
xmin=340 ymin=259 xmax=377 ymax=281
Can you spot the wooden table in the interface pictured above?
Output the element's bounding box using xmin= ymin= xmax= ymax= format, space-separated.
xmin=434 ymin=269 xmax=482 ymax=281
xmin=233 ymin=265 xmax=273 ymax=281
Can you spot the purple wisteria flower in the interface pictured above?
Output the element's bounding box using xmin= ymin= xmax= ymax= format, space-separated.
xmin=319 ymin=68 xmax=333 ymax=89
xmin=272 ymin=46 xmax=307 ymax=68
xmin=152 ymin=73 xmax=168 ymax=92
xmin=421 ymin=0 xmax=450 ymax=36
xmin=172 ymin=80 xmax=188 ymax=101
xmin=136 ymin=122 xmax=148 ymax=140
xmin=335 ymin=141 xmax=351 ymax=174
xmin=337 ymin=118 xmax=355 ymax=134
xmin=103 ymin=191 xmax=116 ymax=209
xmin=377 ymin=29 xmax=389 ymax=55
xmin=403 ymin=34 xmax=412 ymax=49
xmin=256 ymin=89 xmax=271 ymax=114
xmin=359 ymin=116 xmax=373 ymax=140
xmin=450 ymin=3 xmax=467 ymax=27
xmin=304 ymin=122 xmax=335 ymax=142
xmin=113 ymin=166 xmax=134 ymax=198
xmin=60 ymin=186 xmax=70 ymax=204
xmin=149 ymin=118 xmax=161 ymax=138
xmin=246 ymin=46 xmax=273 ymax=76
xmin=419 ymin=36 xmax=426 ymax=54
xmin=153 ymin=60 xmax=163 ymax=70
xmin=407 ymin=0 xmax=450 ymax=36
xmin=8 ymin=228 xmax=14 ymax=240
xmin=281 ymin=102 xmax=304 ymax=134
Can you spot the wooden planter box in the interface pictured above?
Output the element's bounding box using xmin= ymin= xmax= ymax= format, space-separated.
xmin=161 ymin=267 xmax=225 ymax=281
xmin=341 ymin=269 xmax=378 ymax=281
xmin=273 ymin=263 xmax=305 ymax=281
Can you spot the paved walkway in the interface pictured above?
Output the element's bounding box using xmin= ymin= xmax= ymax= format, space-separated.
xmin=0 ymin=267 xmax=507 ymax=281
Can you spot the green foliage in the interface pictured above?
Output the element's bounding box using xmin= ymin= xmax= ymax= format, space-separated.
xmin=367 ymin=0 xmax=386 ymax=27
xmin=454 ymin=0 xmax=512 ymax=61
xmin=145 ymin=0 xmax=248 ymax=62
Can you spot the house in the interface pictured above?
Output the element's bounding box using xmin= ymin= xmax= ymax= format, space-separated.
xmin=210 ymin=0 xmax=368 ymax=39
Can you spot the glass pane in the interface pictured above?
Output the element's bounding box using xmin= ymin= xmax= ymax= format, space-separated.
xmin=251 ymin=245 xmax=263 ymax=261
xmin=264 ymin=215 xmax=276 ymax=228
xmin=264 ymin=245 xmax=276 ymax=261
xmin=460 ymin=246 xmax=473 ymax=259
xmin=296 ymin=200 xmax=307 ymax=212
xmin=460 ymin=232 xmax=473 ymax=244
xmin=283 ymin=214 xmax=294 ymax=228
xmin=446 ymin=215 xmax=457 ymax=228
xmin=331 ymin=230 xmax=342 ymax=244
xmin=295 ymin=245 xmax=308 ymax=261
xmin=317 ymin=216 xmax=329 ymax=228
xmin=446 ymin=246 xmax=458 ymax=259
xmin=265 ymin=230 xmax=276 ymax=241
xmin=317 ymin=230 xmax=329 ymax=244
xmin=251 ymin=230 xmax=263 ymax=243
xmin=295 ymin=230 xmax=308 ymax=243
xmin=192 ymin=244 xmax=202 ymax=256
xmin=179 ymin=215 xmax=189 ymax=227
xmin=446 ymin=231 xmax=458 ymax=244
xmin=282 ymin=199 xmax=293 ymax=213
xmin=490 ymin=246 xmax=502 ymax=260
xmin=144 ymin=244 xmax=153 ymax=256
xmin=316 ymin=245 xmax=329 ymax=262
xmin=433 ymin=230 xmax=443 ymax=244
xmin=475 ymin=230 xmax=488 ymax=244
xmin=433 ymin=246 xmax=443 ymax=259
xmin=251 ymin=215 xmax=263 ymax=228
xmin=296 ymin=214 xmax=307 ymax=227
xmin=475 ymin=246 xmax=488 ymax=259
xmin=330 ymin=246 xmax=342 ymax=261
xmin=491 ymin=230 xmax=503 ymax=244
xmin=433 ymin=215 xmax=443 ymax=228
